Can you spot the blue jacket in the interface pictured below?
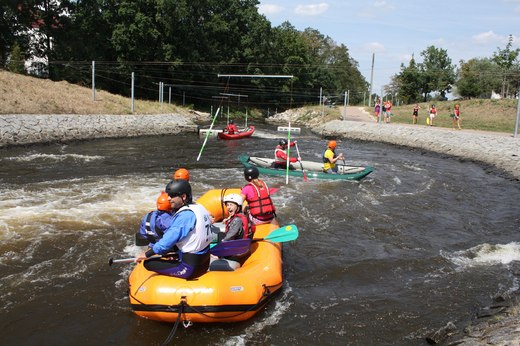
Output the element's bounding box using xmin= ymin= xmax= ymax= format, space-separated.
xmin=152 ymin=209 xmax=199 ymax=255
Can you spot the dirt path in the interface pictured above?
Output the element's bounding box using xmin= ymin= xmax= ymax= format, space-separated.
xmin=340 ymin=106 xmax=375 ymax=122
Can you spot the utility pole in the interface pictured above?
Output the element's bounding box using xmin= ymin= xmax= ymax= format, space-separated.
xmin=91 ymin=61 xmax=96 ymax=101
xmin=514 ymin=85 xmax=520 ymax=138
xmin=368 ymin=53 xmax=374 ymax=107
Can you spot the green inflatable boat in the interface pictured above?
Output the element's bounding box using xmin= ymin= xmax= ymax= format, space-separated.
xmin=239 ymin=154 xmax=373 ymax=181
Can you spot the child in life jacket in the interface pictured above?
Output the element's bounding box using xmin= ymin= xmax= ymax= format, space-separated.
xmin=135 ymin=191 xmax=174 ymax=247
xmin=209 ymin=193 xmax=251 ymax=271
xmin=241 ymin=166 xmax=276 ymax=225
xmin=220 ymin=193 xmax=251 ymax=241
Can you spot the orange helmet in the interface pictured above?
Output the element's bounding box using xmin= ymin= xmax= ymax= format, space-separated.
xmin=156 ymin=191 xmax=172 ymax=212
xmin=173 ymin=168 xmax=190 ymax=181
xmin=328 ymin=140 xmax=337 ymax=149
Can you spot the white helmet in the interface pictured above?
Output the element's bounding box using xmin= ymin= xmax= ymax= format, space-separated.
xmin=223 ymin=193 xmax=243 ymax=206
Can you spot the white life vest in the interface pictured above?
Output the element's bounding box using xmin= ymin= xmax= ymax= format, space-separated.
xmin=175 ymin=203 xmax=213 ymax=253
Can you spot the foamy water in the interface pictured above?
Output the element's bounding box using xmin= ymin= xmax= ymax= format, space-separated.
xmin=442 ymin=242 xmax=520 ymax=270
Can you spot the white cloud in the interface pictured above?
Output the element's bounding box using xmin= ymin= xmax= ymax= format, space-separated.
xmin=359 ymin=1 xmax=395 ymax=18
xmin=294 ymin=3 xmax=329 ymax=16
xmin=472 ymin=31 xmax=505 ymax=45
xmin=258 ymin=4 xmax=285 ymax=15
xmin=364 ymin=42 xmax=385 ymax=53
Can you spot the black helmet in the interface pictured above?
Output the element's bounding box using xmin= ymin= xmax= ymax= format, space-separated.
xmin=279 ymin=139 xmax=287 ymax=146
xmin=229 ymin=119 xmax=234 ymax=124
xmin=244 ymin=166 xmax=259 ymax=181
xmin=165 ymin=179 xmax=192 ymax=202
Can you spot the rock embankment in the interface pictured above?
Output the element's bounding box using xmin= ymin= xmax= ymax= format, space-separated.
xmin=312 ymin=120 xmax=520 ymax=180
xmin=0 ymin=113 xmax=208 ymax=148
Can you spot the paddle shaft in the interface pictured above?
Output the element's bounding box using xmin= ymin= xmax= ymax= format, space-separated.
xmin=294 ymin=142 xmax=308 ymax=181
xmin=108 ymin=254 xmax=163 ymax=266
xmin=111 ymin=225 xmax=299 ymax=265
xmin=210 ymin=224 xmax=299 ymax=257
xmin=285 ymin=122 xmax=291 ymax=184
xmin=197 ymin=107 xmax=221 ymax=161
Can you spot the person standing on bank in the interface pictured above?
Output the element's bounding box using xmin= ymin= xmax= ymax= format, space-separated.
xmin=240 ymin=166 xmax=276 ymax=226
xmin=374 ymin=100 xmax=381 ymax=121
xmin=384 ymin=101 xmax=393 ymax=123
xmin=137 ymin=180 xmax=213 ymax=279
xmin=323 ymin=140 xmax=344 ymax=174
xmin=274 ymin=139 xmax=300 ymax=169
xmin=429 ymin=105 xmax=437 ymax=126
xmin=412 ymin=104 xmax=420 ymax=124
xmin=452 ymin=104 xmax=462 ymax=130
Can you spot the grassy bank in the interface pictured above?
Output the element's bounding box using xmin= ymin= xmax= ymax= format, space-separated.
xmin=2 ymin=70 xmax=518 ymax=134
xmin=0 ymin=70 xmax=190 ymax=115
xmin=364 ymin=99 xmax=518 ymax=133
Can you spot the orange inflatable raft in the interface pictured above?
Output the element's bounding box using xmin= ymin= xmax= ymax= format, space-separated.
xmin=128 ymin=188 xmax=283 ymax=323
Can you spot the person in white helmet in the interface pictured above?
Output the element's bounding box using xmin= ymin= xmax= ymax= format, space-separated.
xmin=209 ymin=193 xmax=251 ymax=271
xmin=221 ymin=193 xmax=250 ymax=241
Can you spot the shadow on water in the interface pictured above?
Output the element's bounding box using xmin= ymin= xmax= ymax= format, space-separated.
xmin=0 ymin=123 xmax=519 ymax=344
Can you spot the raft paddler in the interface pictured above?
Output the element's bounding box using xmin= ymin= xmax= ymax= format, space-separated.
xmin=273 ymin=139 xmax=300 ymax=169
xmin=135 ymin=191 xmax=174 ymax=247
xmin=223 ymin=119 xmax=239 ymax=134
xmin=173 ymin=168 xmax=190 ymax=181
xmin=241 ymin=166 xmax=276 ymax=226
xmin=136 ymin=180 xmax=213 ymax=279
xmin=323 ymin=140 xmax=344 ymax=174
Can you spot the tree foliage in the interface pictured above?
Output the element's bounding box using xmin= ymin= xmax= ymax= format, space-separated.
xmin=491 ymin=35 xmax=520 ymax=98
xmin=1 ymin=0 xmax=369 ymax=110
xmin=455 ymin=58 xmax=502 ymax=99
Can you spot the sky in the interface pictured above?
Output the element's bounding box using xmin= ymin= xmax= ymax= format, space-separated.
xmin=257 ymin=0 xmax=520 ymax=95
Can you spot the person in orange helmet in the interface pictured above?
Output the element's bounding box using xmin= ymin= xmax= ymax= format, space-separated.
xmin=136 ymin=191 xmax=174 ymax=247
xmin=323 ymin=140 xmax=344 ymax=174
xmin=173 ymin=168 xmax=190 ymax=181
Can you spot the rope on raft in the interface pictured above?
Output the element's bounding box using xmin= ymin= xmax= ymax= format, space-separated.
xmin=161 ymin=297 xmax=186 ymax=345
xmin=162 ymin=283 xmax=280 ymax=324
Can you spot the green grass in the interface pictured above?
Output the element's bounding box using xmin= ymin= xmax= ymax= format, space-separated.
xmin=370 ymin=99 xmax=519 ymax=133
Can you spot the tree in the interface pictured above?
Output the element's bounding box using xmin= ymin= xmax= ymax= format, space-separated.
xmin=455 ymin=58 xmax=502 ymax=98
xmin=419 ymin=46 xmax=456 ymax=100
xmin=396 ymin=55 xmax=422 ymax=103
xmin=7 ymin=42 xmax=25 ymax=73
xmin=492 ymin=34 xmax=520 ymax=98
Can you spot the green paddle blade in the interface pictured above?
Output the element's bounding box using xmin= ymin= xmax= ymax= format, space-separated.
xmin=260 ymin=224 xmax=299 ymax=243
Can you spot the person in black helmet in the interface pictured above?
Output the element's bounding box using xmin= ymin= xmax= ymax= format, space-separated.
xmin=273 ymin=138 xmax=300 ymax=169
xmin=224 ymin=119 xmax=239 ymax=135
xmin=136 ymin=180 xmax=213 ymax=279
xmin=240 ymin=166 xmax=276 ymax=226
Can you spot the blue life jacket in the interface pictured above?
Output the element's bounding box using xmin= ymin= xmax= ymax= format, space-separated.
xmin=139 ymin=210 xmax=174 ymax=245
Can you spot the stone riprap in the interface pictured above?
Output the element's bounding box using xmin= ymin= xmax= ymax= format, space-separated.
xmin=313 ymin=120 xmax=520 ymax=180
xmin=0 ymin=114 xmax=199 ymax=148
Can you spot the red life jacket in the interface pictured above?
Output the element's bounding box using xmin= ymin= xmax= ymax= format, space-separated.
xmin=247 ymin=181 xmax=276 ymax=221
xmin=225 ymin=212 xmax=251 ymax=239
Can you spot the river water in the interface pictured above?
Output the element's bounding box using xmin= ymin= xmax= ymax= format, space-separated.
xmin=1 ymin=124 xmax=519 ymax=345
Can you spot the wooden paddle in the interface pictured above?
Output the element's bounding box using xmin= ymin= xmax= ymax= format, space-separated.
xmin=294 ymin=142 xmax=308 ymax=181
